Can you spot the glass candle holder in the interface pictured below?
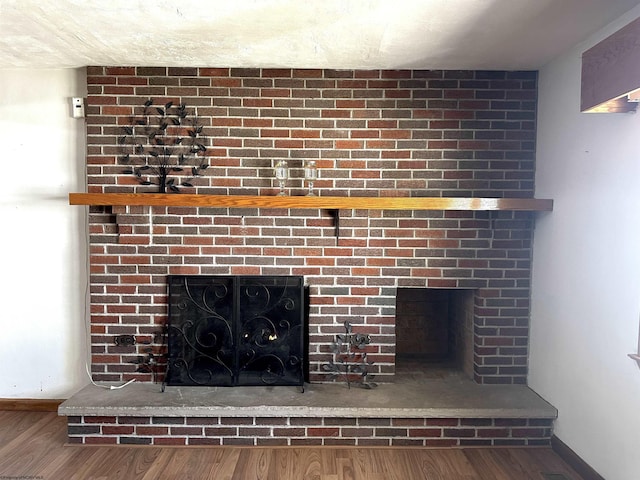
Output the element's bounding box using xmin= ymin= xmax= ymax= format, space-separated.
xmin=304 ymin=160 xmax=318 ymax=196
xmin=274 ymin=160 xmax=289 ymax=196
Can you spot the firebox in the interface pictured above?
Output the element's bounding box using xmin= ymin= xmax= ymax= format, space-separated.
xmin=165 ymin=275 xmax=305 ymax=388
xmin=395 ymin=288 xmax=475 ymax=379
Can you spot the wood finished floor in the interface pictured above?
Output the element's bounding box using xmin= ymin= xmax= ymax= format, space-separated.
xmin=0 ymin=411 xmax=583 ymax=480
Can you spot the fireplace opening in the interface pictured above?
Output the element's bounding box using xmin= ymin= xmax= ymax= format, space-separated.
xmin=165 ymin=275 xmax=306 ymax=388
xmin=395 ymin=288 xmax=475 ymax=379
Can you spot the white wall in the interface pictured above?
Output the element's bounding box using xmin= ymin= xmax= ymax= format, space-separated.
xmin=530 ymin=6 xmax=640 ymax=480
xmin=0 ymin=69 xmax=88 ymax=398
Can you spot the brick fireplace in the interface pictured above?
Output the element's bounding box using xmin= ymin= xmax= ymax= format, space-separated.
xmin=86 ymin=67 xmax=537 ymax=388
xmin=57 ymin=66 xmax=557 ymax=446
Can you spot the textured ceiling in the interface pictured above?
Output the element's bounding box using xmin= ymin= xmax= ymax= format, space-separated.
xmin=1 ymin=0 xmax=640 ymax=70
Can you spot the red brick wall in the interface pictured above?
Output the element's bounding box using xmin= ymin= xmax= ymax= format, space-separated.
xmin=67 ymin=415 xmax=552 ymax=447
xmin=85 ymin=67 xmax=537 ymax=385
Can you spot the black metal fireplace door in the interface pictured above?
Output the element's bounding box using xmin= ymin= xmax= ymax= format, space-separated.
xmin=165 ymin=275 xmax=305 ymax=388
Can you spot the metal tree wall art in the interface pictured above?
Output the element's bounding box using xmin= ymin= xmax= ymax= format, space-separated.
xmin=323 ymin=321 xmax=377 ymax=389
xmin=118 ymin=99 xmax=209 ymax=193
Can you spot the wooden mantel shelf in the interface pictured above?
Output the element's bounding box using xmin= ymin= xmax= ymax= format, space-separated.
xmin=69 ymin=193 xmax=553 ymax=211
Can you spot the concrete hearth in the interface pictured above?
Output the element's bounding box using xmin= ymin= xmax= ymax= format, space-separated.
xmin=60 ymin=372 xmax=554 ymax=419
xmin=59 ymin=370 xmax=556 ymax=447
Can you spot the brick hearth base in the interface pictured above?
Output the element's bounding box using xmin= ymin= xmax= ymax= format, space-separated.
xmin=59 ymin=377 xmax=556 ymax=447
xmin=65 ymin=415 xmax=553 ymax=447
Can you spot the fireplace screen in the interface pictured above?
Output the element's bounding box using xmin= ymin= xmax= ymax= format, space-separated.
xmin=165 ymin=275 xmax=305 ymax=388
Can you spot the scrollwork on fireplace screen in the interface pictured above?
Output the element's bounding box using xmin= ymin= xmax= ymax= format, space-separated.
xmin=164 ymin=275 xmax=305 ymax=389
